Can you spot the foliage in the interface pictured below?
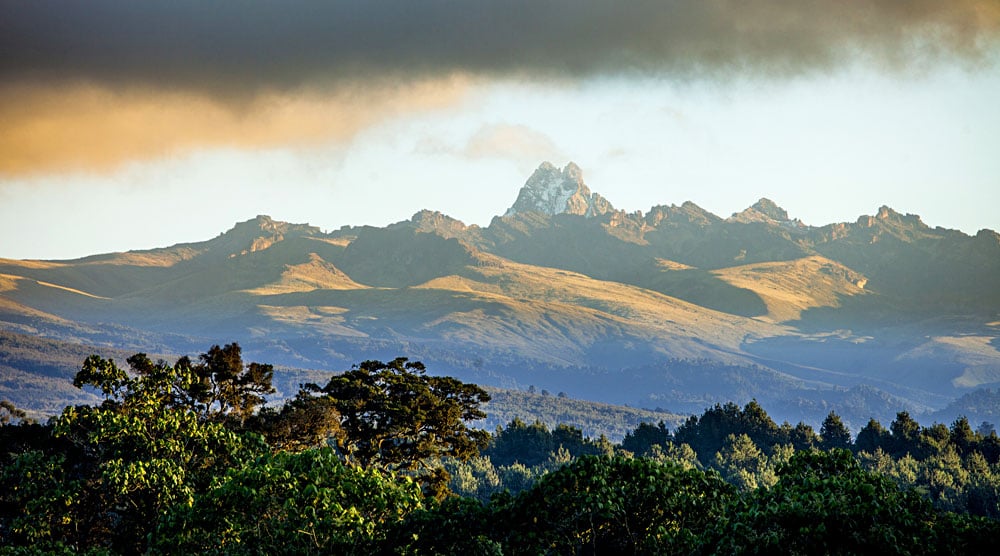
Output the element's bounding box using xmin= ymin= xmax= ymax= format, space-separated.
xmin=249 ymin=385 xmax=342 ymax=452
xmin=151 ymin=448 xmax=423 ymax=555
xmin=712 ymin=433 xmax=778 ymax=491
xmin=820 ymin=410 xmax=852 ymax=450
xmin=855 ymin=417 xmax=891 ymax=453
xmin=495 ymin=455 xmax=733 ymax=555
xmin=94 ymin=343 xmax=275 ymax=428
xmin=0 ymin=401 xmax=32 ymax=425
xmin=5 ymin=346 xmax=1000 ymax=554
xmin=673 ymin=400 xmax=806 ymax=464
xmin=391 ymin=455 xmax=734 ymax=555
xmin=890 ymin=410 xmax=923 ymax=457
xmin=621 ymin=420 xmax=672 ymax=455
xmin=705 ymin=449 xmax=999 ymax=555
xmin=1 ymin=350 xmax=266 ymax=553
xmin=319 ymin=358 xmax=490 ymax=474
xmin=484 ymin=418 xmax=610 ymax=468
xmin=384 ymin=496 xmax=500 ymax=556
xmin=171 ymin=343 xmax=275 ymax=426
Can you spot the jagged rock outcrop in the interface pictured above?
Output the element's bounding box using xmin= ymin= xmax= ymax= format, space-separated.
xmin=504 ymin=162 xmax=614 ymax=218
xmin=214 ymin=215 xmax=320 ymax=258
xmin=730 ymin=198 xmax=794 ymax=224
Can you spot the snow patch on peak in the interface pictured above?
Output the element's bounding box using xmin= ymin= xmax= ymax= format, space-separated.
xmin=504 ymin=162 xmax=614 ymax=218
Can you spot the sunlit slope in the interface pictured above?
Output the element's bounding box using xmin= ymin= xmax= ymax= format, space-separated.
xmin=244 ymin=252 xmax=366 ymax=295
xmin=710 ymin=256 xmax=869 ymax=323
xmin=118 ymin=237 xmax=355 ymax=304
xmin=0 ymin=215 xmax=326 ymax=300
xmin=0 ymin=257 xmax=178 ymax=299
xmin=0 ymin=272 xmax=110 ymax=321
xmin=472 ymin=257 xmax=781 ymax=344
xmin=241 ymin=257 xmax=785 ymax=368
xmin=0 ymin=273 xmax=80 ymax=332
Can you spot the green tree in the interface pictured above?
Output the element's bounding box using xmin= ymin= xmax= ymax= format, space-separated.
xmin=707 ymin=449 xmax=997 ymax=555
xmin=0 ymin=449 xmax=85 ymax=552
xmin=890 ymin=411 xmax=922 ymax=457
xmin=319 ymin=358 xmax=490 ymax=484
xmin=921 ymin=422 xmax=951 ymax=457
xmin=918 ymin=445 xmax=970 ymax=512
xmin=3 ymin=353 xmax=264 ymax=553
xmin=740 ymin=399 xmax=782 ymax=448
xmin=782 ymin=420 xmax=819 ymax=451
xmin=621 ymin=421 xmax=672 ymax=455
xmin=647 ymin=442 xmax=701 ymax=471
xmin=384 ymin=496 xmax=500 ymax=556
xmin=673 ymin=401 xmax=782 ymax=465
xmin=713 ymin=433 xmax=773 ymax=491
xmin=486 ymin=418 xmax=556 ymax=467
xmin=248 ymin=385 xmax=342 ymax=452
xmin=854 ymin=418 xmax=891 ymax=454
xmin=151 ymin=447 xmax=423 ymax=555
xmin=498 ymin=455 xmax=733 ymax=555
xmin=820 ymin=410 xmax=852 ymax=450
xmin=78 ymin=343 xmax=275 ymax=430
xmin=965 ymin=454 xmax=1000 ymax=519
xmin=124 ymin=343 xmax=275 ymax=427
xmin=950 ymin=416 xmax=977 ymax=456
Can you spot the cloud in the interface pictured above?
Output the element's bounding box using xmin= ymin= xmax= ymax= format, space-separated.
xmin=0 ymin=78 xmax=470 ymax=176
xmin=463 ymin=124 xmax=563 ymax=161
xmin=3 ymin=0 xmax=996 ymax=93
xmin=2 ymin=0 xmax=997 ymax=175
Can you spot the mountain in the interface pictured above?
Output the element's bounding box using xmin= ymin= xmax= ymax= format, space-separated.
xmin=729 ymin=198 xmax=800 ymax=227
xmin=2 ymin=161 xmax=999 ymax=429
xmin=504 ymin=162 xmax=614 ymax=217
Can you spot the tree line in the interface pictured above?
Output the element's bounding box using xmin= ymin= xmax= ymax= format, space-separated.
xmin=0 ymin=343 xmax=998 ymax=554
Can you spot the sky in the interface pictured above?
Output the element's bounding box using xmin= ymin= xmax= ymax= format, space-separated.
xmin=1 ymin=1 xmax=999 ymax=260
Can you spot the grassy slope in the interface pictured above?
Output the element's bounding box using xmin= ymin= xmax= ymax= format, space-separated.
xmin=711 ymin=255 xmax=869 ymax=323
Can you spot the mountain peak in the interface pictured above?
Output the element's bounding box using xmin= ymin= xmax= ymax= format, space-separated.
xmin=729 ymin=198 xmax=792 ymax=224
xmin=404 ymin=210 xmax=471 ymax=236
xmin=751 ymin=198 xmax=790 ymax=221
xmin=215 ymin=215 xmax=320 ymax=258
xmin=504 ymin=162 xmax=614 ymax=218
xmin=857 ymin=206 xmax=928 ymax=231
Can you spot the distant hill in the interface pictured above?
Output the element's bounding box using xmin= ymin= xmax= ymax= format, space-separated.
xmin=930 ymin=388 xmax=1000 ymax=428
xmin=0 ymin=330 xmax=685 ymax=440
xmin=476 ymin=386 xmax=685 ymax=442
xmin=2 ymin=162 xmax=999 ymax=427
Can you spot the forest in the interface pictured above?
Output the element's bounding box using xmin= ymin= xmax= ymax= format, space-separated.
xmin=1 ymin=344 xmax=998 ymax=555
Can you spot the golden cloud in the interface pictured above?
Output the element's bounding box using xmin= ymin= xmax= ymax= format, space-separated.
xmin=0 ymin=77 xmax=471 ymax=177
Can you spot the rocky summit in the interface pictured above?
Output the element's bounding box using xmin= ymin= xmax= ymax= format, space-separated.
xmin=504 ymin=162 xmax=615 ymax=217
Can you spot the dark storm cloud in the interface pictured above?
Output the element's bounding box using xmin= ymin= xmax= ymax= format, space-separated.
xmin=2 ymin=0 xmax=997 ymax=94
xmin=2 ymin=0 xmax=997 ymax=175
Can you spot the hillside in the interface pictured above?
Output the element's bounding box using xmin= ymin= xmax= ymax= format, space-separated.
xmin=2 ymin=162 xmax=999 ymax=427
xmin=476 ymin=386 xmax=685 ymax=442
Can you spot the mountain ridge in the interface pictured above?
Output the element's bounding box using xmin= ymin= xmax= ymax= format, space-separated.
xmin=2 ymin=162 xmax=998 ymax=428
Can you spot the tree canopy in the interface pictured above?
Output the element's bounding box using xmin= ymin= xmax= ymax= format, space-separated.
xmin=2 ymin=345 xmax=999 ymax=554
xmin=319 ymin=357 xmax=490 ymax=473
